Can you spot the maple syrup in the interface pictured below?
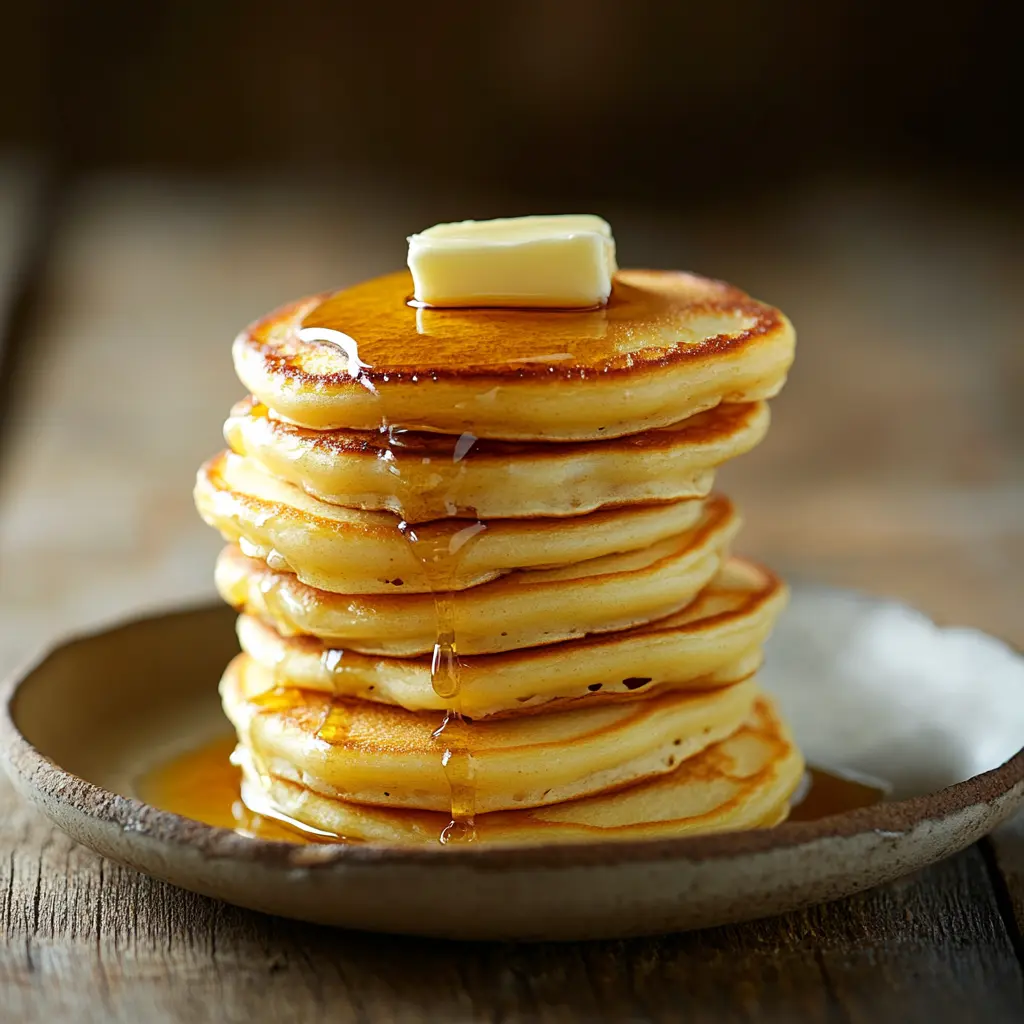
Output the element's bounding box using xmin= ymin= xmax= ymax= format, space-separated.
xmin=136 ymin=735 xmax=324 ymax=843
xmin=392 ymin=460 xmax=487 ymax=844
xmin=787 ymin=767 xmax=887 ymax=822
xmin=289 ymin=319 xmax=486 ymax=843
xmin=296 ymin=270 xmax=743 ymax=376
xmin=139 ymin=736 xmax=886 ymax=843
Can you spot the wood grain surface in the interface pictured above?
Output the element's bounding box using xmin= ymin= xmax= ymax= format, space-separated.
xmin=1 ymin=164 xmax=1023 ymax=1022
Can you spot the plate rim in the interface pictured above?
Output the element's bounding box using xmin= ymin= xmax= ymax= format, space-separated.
xmin=3 ymin=597 xmax=1024 ymax=872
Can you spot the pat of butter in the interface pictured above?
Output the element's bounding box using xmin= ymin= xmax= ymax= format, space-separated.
xmin=407 ymin=214 xmax=617 ymax=309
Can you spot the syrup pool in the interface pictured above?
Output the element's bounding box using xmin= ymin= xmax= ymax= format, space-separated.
xmin=137 ymin=735 xmax=888 ymax=844
xmin=136 ymin=736 xmax=316 ymax=844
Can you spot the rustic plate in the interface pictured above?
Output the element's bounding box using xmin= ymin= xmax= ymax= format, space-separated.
xmin=3 ymin=587 xmax=1024 ymax=942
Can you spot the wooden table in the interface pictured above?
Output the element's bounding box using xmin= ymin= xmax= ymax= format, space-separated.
xmin=2 ymin=165 xmax=1023 ymax=1022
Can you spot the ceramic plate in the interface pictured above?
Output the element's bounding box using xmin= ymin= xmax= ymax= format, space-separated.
xmin=3 ymin=587 xmax=1024 ymax=941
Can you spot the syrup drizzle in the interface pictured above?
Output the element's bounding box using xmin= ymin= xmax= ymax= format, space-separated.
xmin=289 ymin=319 xmax=486 ymax=845
xmin=398 ymin=510 xmax=486 ymax=844
xmin=374 ymin=416 xmax=488 ymax=844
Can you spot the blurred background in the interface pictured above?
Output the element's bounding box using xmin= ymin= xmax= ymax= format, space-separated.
xmin=0 ymin=1 xmax=1021 ymax=673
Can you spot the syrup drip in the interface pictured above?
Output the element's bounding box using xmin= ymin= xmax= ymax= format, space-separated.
xmin=255 ymin=570 xmax=304 ymax=637
xmin=291 ymin=322 xmax=488 ymax=844
xmin=398 ymin=516 xmax=486 ymax=844
xmin=315 ymin=704 xmax=352 ymax=745
xmin=375 ymin=418 xmax=487 ymax=844
xmin=319 ymin=647 xmax=345 ymax=684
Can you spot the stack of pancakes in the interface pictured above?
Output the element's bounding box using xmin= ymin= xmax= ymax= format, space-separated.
xmin=196 ymin=268 xmax=802 ymax=845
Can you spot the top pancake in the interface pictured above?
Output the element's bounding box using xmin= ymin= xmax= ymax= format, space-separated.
xmin=233 ymin=269 xmax=795 ymax=440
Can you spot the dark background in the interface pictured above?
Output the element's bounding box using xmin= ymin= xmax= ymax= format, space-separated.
xmin=3 ymin=1 xmax=1021 ymax=204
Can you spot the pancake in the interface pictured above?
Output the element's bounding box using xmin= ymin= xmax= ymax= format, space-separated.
xmin=237 ymin=557 xmax=787 ymax=717
xmin=234 ymin=697 xmax=803 ymax=845
xmin=196 ymin=450 xmax=707 ymax=594
xmin=232 ymin=270 xmax=795 ymax=440
xmin=224 ymin=397 xmax=770 ymax=522
xmin=214 ymin=497 xmax=739 ymax=656
xmin=194 ymin=243 xmax=802 ymax=849
xmin=221 ymin=654 xmax=760 ymax=813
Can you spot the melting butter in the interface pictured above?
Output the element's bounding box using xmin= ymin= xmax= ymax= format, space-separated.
xmin=407 ymin=214 xmax=617 ymax=309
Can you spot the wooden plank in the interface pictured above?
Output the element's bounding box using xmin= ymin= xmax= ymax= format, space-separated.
xmin=987 ymin=824 xmax=1024 ymax=972
xmin=1 ymin=808 xmax=1022 ymax=1024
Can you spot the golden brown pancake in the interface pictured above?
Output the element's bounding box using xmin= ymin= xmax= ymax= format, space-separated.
xmin=196 ymin=450 xmax=707 ymax=594
xmin=214 ymin=496 xmax=739 ymax=655
xmin=222 ymin=655 xmax=760 ymax=813
xmin=236 ymin=557 xmax=786 ymax=718
xmin=233 ymin=697 xmax=804 ymax=845
xmin=194 ymin=250 xmax=802 ymax=849
xmin=232 ymin=270 xmax=795 ymax=440
xmin=224 ymin=397 xmax=770 ymax=521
